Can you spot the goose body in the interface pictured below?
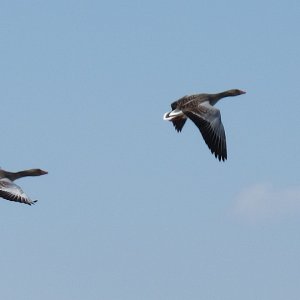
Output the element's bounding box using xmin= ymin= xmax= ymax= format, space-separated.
xmin=163 ymin=89 xmax=246 ymax=161
xmin=0 ymin=168 xmax=48 ymax=205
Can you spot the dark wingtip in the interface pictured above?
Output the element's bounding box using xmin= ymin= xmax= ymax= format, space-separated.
xmin=215 ymin=152 xmax=227 ymax=162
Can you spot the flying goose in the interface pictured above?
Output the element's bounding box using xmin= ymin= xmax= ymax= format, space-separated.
xmin=0 ymin=168 xmax=48 ymax=205
xmin=163 ymin=89 xmax=246 ymax=161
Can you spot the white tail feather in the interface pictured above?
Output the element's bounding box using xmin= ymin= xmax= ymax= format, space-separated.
xmin=163 ymin=109 xmax=183 ymax=120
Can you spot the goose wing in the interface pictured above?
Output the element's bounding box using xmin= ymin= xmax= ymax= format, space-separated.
xmin=0 ymin=178 xmax=37 ymax=205
xmin=183 ymin=103 xmax=227 ymax=161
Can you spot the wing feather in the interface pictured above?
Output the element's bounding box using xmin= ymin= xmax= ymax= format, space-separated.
xmin=0 ymin=179 xmax=37 ymax=205
xmin=183 ymin=104 xmax=227 ymax=161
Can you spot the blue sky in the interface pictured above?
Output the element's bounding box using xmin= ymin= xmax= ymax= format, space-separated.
xmin=1 ymin=1 xmax=300 ymax=299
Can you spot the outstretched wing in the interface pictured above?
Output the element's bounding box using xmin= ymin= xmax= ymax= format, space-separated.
xmin=183 ymin=103 xmax=227 ymax=161
xmin=0 ymin=178 xmax=37 ymax=205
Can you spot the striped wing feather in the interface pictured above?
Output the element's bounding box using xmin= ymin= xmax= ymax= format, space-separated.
xmin=0 ymin=179 xmax=37 ymax=205
xmin=183 ymin=105 xmax=227 ymax=161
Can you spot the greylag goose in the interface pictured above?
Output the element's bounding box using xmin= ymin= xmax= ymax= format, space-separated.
xmin=0 ymin=168 xmax=48 ymax=205
xmin=163 ymin=89 xmax=246 ymax=161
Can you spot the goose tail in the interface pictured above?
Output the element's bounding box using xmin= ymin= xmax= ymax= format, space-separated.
xmin=163 ymin=109 xmax=187 ymax=132
xmin=163 ymin=109 xmax=184 ymax=120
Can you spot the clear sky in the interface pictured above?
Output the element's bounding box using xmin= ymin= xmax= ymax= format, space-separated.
xmin=1 ymin=1 xmax=300 ymax=299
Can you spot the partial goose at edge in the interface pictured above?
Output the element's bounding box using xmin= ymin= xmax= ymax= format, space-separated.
xmin=0 ymin=168 xmax=48 ymax=205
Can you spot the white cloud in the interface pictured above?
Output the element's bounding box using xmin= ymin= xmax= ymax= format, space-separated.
xmin=233 ymin=183 xmax=300 ymax=221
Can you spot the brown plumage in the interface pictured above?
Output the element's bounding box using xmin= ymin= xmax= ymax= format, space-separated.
xmin=163 ymin=89 xmax=246 ymax=161
xmin=0 ymin=168 xmax=48 ymax=205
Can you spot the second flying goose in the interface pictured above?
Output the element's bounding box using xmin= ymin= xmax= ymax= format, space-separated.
xmin=163 ymin=89 xmax=246 ymax=161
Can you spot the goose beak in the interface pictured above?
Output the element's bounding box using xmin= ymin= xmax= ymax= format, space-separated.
xmin=240 ymin=90 xmax=246 ymax=94
xmin=40 ymin=170 xmax=48 ymax=175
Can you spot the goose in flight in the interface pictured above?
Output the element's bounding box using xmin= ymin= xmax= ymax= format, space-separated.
xmin=163 ymin=89 xmax=246 ymax=161
xmin=0 ymin=168 xmax=48 ymax=205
